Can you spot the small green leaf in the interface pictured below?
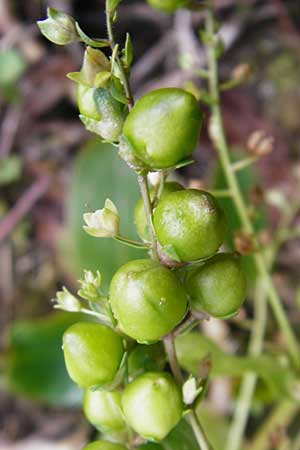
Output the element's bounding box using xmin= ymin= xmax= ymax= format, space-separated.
xmin=174 ymin=159 xmax=194 ymax=169
xmin=109 ymin=76 xmax=128 ymax=104
xmin=94 ymin=71 xmax=111 ymax=87
xmin=122 ymin=33 xmax=134 ymax=69
xmin=75 ymin=22 xmax=110 ymax=48
xmin=107 ymin=0 xmax=122 ymax=13
xmin=67 ymin=71 xmax=86 ymax=84
xmin=162 ymin=418 xmax=199 ymax=450
xmin=162 ymin=244 xmax=181 ymax=262
xmin=37 ymin=7 xmax=79 ymax=45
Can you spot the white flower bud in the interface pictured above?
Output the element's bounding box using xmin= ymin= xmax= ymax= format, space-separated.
xmin=83 ymin=199 xmax=120 ymax=238
xmin=182 ymin=377 xmax=202 ymax=405
xmin=54 ymin=287 xmax=81 ymax=312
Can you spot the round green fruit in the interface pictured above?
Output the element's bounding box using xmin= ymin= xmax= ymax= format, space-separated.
xmin=82 ymin=441 xmax=128 ymax=450
xmin=186 ymin=253 xmax=247 ymax=318
xmin=147 ymin=0 xmax=188 ymax=13
xmin=153 ymin=189 xmax=227 ymax=261
xmin=78 ymin=84 xmax=127 ymax=141
xmin=134 ymin=181 xmax=183 ymax=241
xmin=63 ymin=322 xmax=123 ymax=388
xmin=122 ymin=372 xmax=183 ymax=441
xmin=109 ymin=259 xmax=187 ymax=342
xmin=83 ymin=389 xmax=126 ymax=431
xmin=122 ymin=88 xmax=203 ymax=169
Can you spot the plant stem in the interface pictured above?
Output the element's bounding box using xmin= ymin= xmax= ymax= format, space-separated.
xmin=114 ymin=235 xmax=150 ymax=249
xmin=105 ymin=4 xmax=134 ymax=109
xmin=226 ymin=188 xmax=300 ymax=450
xmin=188 ymin=409 xmax=214 ymax=450
xmin=137 ymin=173 xmax=159 ymax=260
xmin=163 ymin=333 xmax=184 ymax=384
xmin=105 ymin=5 xmax=215 ymax=448
xmin=225 ymin=282 xmax=267 ymax=450
xmin=205 ymin=7 xmax=299 ymax=369
xmin=163 ymin=333 xmax=214 ymax=450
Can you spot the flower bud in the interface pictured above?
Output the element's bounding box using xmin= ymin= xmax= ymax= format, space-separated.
xmin=78 ymin=270 xmax=102 ymax=301
xmin=83 ymin=199 xmax=120 ymax=238
xmin=68 ymin=47 xmax=111 ymax=88
xmin=53 ymin=287 xmax=81 ymax=312
xmin=37 ymin=8 xmax=78 ymax=45
xmin=247 ymin=130 xmax=274 ymax=157
xmin=182 ymin=377 xmax=201 ymax=405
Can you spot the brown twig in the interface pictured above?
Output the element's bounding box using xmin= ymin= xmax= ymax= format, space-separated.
xmin=0 ymin=104 xmax=23 ymax=158
xmin=0 ymin=176 xmax=51 ymax=242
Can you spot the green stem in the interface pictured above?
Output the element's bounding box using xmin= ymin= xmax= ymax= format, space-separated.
xmin=114 ymin=235 xmax=150 ymax=249
xmin=137 ymin=173 xmax=159 ymax=260
xmin=231 ymin=156 xmax=259 ymax=172
xmin=226 ymin=187 xmax=300 ymax=450
xmin=163 ymin=334 xmax=215 ymax=450
xmin=105 ymin=3 xmax=134 ymax=109
xmin=188 ymin=409 xmax=214 ymax=450
xmin=163 ymin=333 xmax=184 ymax=384
xmin=225 ymin=282 xmax=267 ymax=450
xmin=205 ymin=8 xmax=299 ymax=369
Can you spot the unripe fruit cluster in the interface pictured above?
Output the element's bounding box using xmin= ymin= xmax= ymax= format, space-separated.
xmin=62 ymin=85 xmax=246 ymax=446
xmin=38 ymin=10 xmax=248 ymax=450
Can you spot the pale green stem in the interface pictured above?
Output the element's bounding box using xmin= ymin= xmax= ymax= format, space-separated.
xmin=105 ymin=3 xmax=134 ymax=109
xmin=188 ymin=409 xmax=214 ymax=450
xmin=231 ymin=156 xmax=259 ymax=172
xmin=205 ymin=7 xmax=299 ymax=369
xmin=225 ymin=191 xmax=300 ymax=450
xmin=163 ymin=334 xmax=215 ymax=450
xmin=225 ymin=283 xmax=267 ymax=450
xmin=114 ymin=235 xmax=150 ymax=249
xmin=137 ymin=173 xmax=159 ymax=260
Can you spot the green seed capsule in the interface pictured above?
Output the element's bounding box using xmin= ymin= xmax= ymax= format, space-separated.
xmin=147 ymin=0 xmax=188 ymax=13
xmin=122 ymin=88 xmax=203 ymax=169
xmin=82 ymin=441 xmax=128 ymax=450
xmin=134 ymin=181 xmax=184 ymax=242
xmin=109 ymin=259 xmax=187 ymax=343
xmin=83 ymin=389 xmax=126 ymax=431
xmin=78 ymin=84 xmax=127 ymax=141
xmin=185 ymin=253 xmax=247 ymax=318
xmin=63 ymin=322 xmax=123 ymax=388
xmin=153 ymin=189 xmax=227 ymax=261
xmin=122 ymin=372 xmax=183 ymax=441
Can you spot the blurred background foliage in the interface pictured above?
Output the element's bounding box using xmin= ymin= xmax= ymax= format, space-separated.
xmin=0 ymin=0 xmax=300 ymax=449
